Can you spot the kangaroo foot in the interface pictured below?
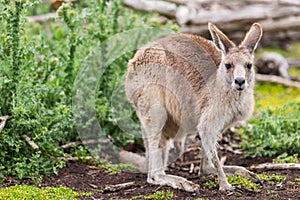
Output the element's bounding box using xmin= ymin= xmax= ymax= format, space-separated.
xmin=148 ymin=174 xmax=200 ymax=193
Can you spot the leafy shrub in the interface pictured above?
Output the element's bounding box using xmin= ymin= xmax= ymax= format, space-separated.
xmin=241 ymin=102 xmax=300 ymax=157
xmin=0 ymin=0 xmax=178 ymax=181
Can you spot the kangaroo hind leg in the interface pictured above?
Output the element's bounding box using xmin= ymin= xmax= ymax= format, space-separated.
xmin=137 ymin=91 xmax=199 ymax=193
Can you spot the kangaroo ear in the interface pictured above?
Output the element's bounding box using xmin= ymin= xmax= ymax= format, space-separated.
xmin=208 ymin=22 xmax=235 ymax=54
xmin=240 ymin=23 xmax=263 ymax=54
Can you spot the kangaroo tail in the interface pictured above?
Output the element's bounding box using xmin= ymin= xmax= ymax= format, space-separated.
xmin=118 ymin=150 xmax=147 ymax=173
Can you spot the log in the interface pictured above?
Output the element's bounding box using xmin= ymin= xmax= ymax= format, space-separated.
xmin=255 ymin=52 xmax=291 ymax=79
xmin=124 ymin=0 xmax=177 ymax=17
xmin=255 ymin=74 xmax=300 ymax=88
xmin=287 ymin=58 xmax=300 ymax=67
xmin=124 ymin=0 xmax=300 ymax=44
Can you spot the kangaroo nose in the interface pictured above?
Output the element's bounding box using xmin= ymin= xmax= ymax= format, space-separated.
xmin=234 ymin=77 xmax=245 ymax=86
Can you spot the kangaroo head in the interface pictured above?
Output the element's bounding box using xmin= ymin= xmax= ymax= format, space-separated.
xmin=208 ymin=23 xmax=262 ymax=91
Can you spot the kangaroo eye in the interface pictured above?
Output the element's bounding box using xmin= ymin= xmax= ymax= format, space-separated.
xmin=246 ymin=63 xmax=252 ymax=69
xmin=225 ymin=63 xmax=232 ymax=70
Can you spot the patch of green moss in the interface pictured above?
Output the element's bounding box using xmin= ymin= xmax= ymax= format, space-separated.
xmin=0 ymin=185 xmax=93 ymax=200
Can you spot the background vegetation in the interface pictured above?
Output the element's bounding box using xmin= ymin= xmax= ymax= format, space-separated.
xmin=0 ymin=0 xmax=299 ymax=187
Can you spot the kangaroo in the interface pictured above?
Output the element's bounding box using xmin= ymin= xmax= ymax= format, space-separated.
xmin=124 ymin=23 xmax=263 ymax=193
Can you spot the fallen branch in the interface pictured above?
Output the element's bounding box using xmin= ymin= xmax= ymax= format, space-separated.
xmin=287 ymin=58 xmax=300 ymax=67
xmin=249 ymin=163 xmax=300 ymax=170
xmin=124 ymin=0 xmax=177 ymax=17
xmin=255 ymin=74 xmax=300 ymax=88
xmin=0 ymin=115 xmax=11 ymax=133
xmin=64 ymin=156 xmax=93 ymax=161
xmin=103 ymin=181 xmax=135 ymax=193
xmin=61 ymin=137 xmax=113 ymax=149
xmin=21 ymin=134 xmax=39 ymax=150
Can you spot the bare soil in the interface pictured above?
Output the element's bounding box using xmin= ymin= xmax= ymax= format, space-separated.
xmin=1 ymin=138 xmax=300 ymax=199
xmin=39 ymin=150 xmax=300 ymax=200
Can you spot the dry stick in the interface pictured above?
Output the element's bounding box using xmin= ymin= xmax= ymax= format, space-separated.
xmin=0 ymin=115 xmax=11 ymax=133
xmin=21 ymin=134 xmax=39 ymax=150
xmin=64 ymin=156 xmax=93 ymax=161
xmin=249 ymin=163 xmax=300 ymax=170
xmin=255 ymin=74 xmax=300 ymax=88
xmin=61 ymin=137 xmax=113 ymax=149
xmin=103 ymin=181 xmax=135 ymax=193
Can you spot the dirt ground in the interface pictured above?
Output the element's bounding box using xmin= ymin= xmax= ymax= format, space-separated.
xmin=1 ymin=136 xmax=300 ymax=200
xmin=36 ymin=149 xmax=299 ymax=200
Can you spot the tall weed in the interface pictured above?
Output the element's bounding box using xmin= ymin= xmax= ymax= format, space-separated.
xmin=0 ymin=0 xmax=178 ymax=181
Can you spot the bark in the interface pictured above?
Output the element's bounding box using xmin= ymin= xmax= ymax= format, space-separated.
xmin=255 ymin=74 xmax=300 ymax=88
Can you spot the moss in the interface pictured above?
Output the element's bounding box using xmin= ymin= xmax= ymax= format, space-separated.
xmin=142 ymin=190 xmax=174 ymax=200
xmin=0 ymin=185 xmax=93 ymax=200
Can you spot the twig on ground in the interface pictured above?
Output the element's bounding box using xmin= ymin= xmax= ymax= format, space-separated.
xmin=21 ymin=134 xmax=39 ymax=150
xmin=103 ymin=181 xmax=135 ymax=193
xmin=61 ymin=137 xmax=113 ymax=149
xmin=249 ymin=163 xmax=300 ymax=170
xmin=0 ymin=115 xmax=11 ymax=133
xmin=255 ymin=74 xmax=300 ymax=88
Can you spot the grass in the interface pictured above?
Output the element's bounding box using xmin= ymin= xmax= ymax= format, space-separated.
xmin=0 ymin=185 xmax=93 ymax=200
xmin=255 ymin=82 xmax=300 ymax=110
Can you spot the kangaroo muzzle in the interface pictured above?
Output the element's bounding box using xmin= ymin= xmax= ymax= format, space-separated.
xmin=232 ymin=66 xmax=248 ymax=90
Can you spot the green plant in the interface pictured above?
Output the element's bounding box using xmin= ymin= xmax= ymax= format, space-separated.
xmin=227 ymin=176 xmax=261 ymax=193
xmin=241 ymin=102 xmax=300 ymax=157
xmin=0 ymin=0 xmax=178 ymax=182
xmin=258 ymin=173 xmax=286 ymax=185
xmin=143 ymin=190 xmax=174 ymax=200
xmin=97 ymin=158 xmax=138 ymax=175
xmin=0 ymin=185 xmax=93 ymax=200
xmin=204 ymin=178 xmax=218 ymax=189
xmin=204 ymin=176 xmax=261 ymax=192
xmin=274 ymin=153 xmax=299 ymax=163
